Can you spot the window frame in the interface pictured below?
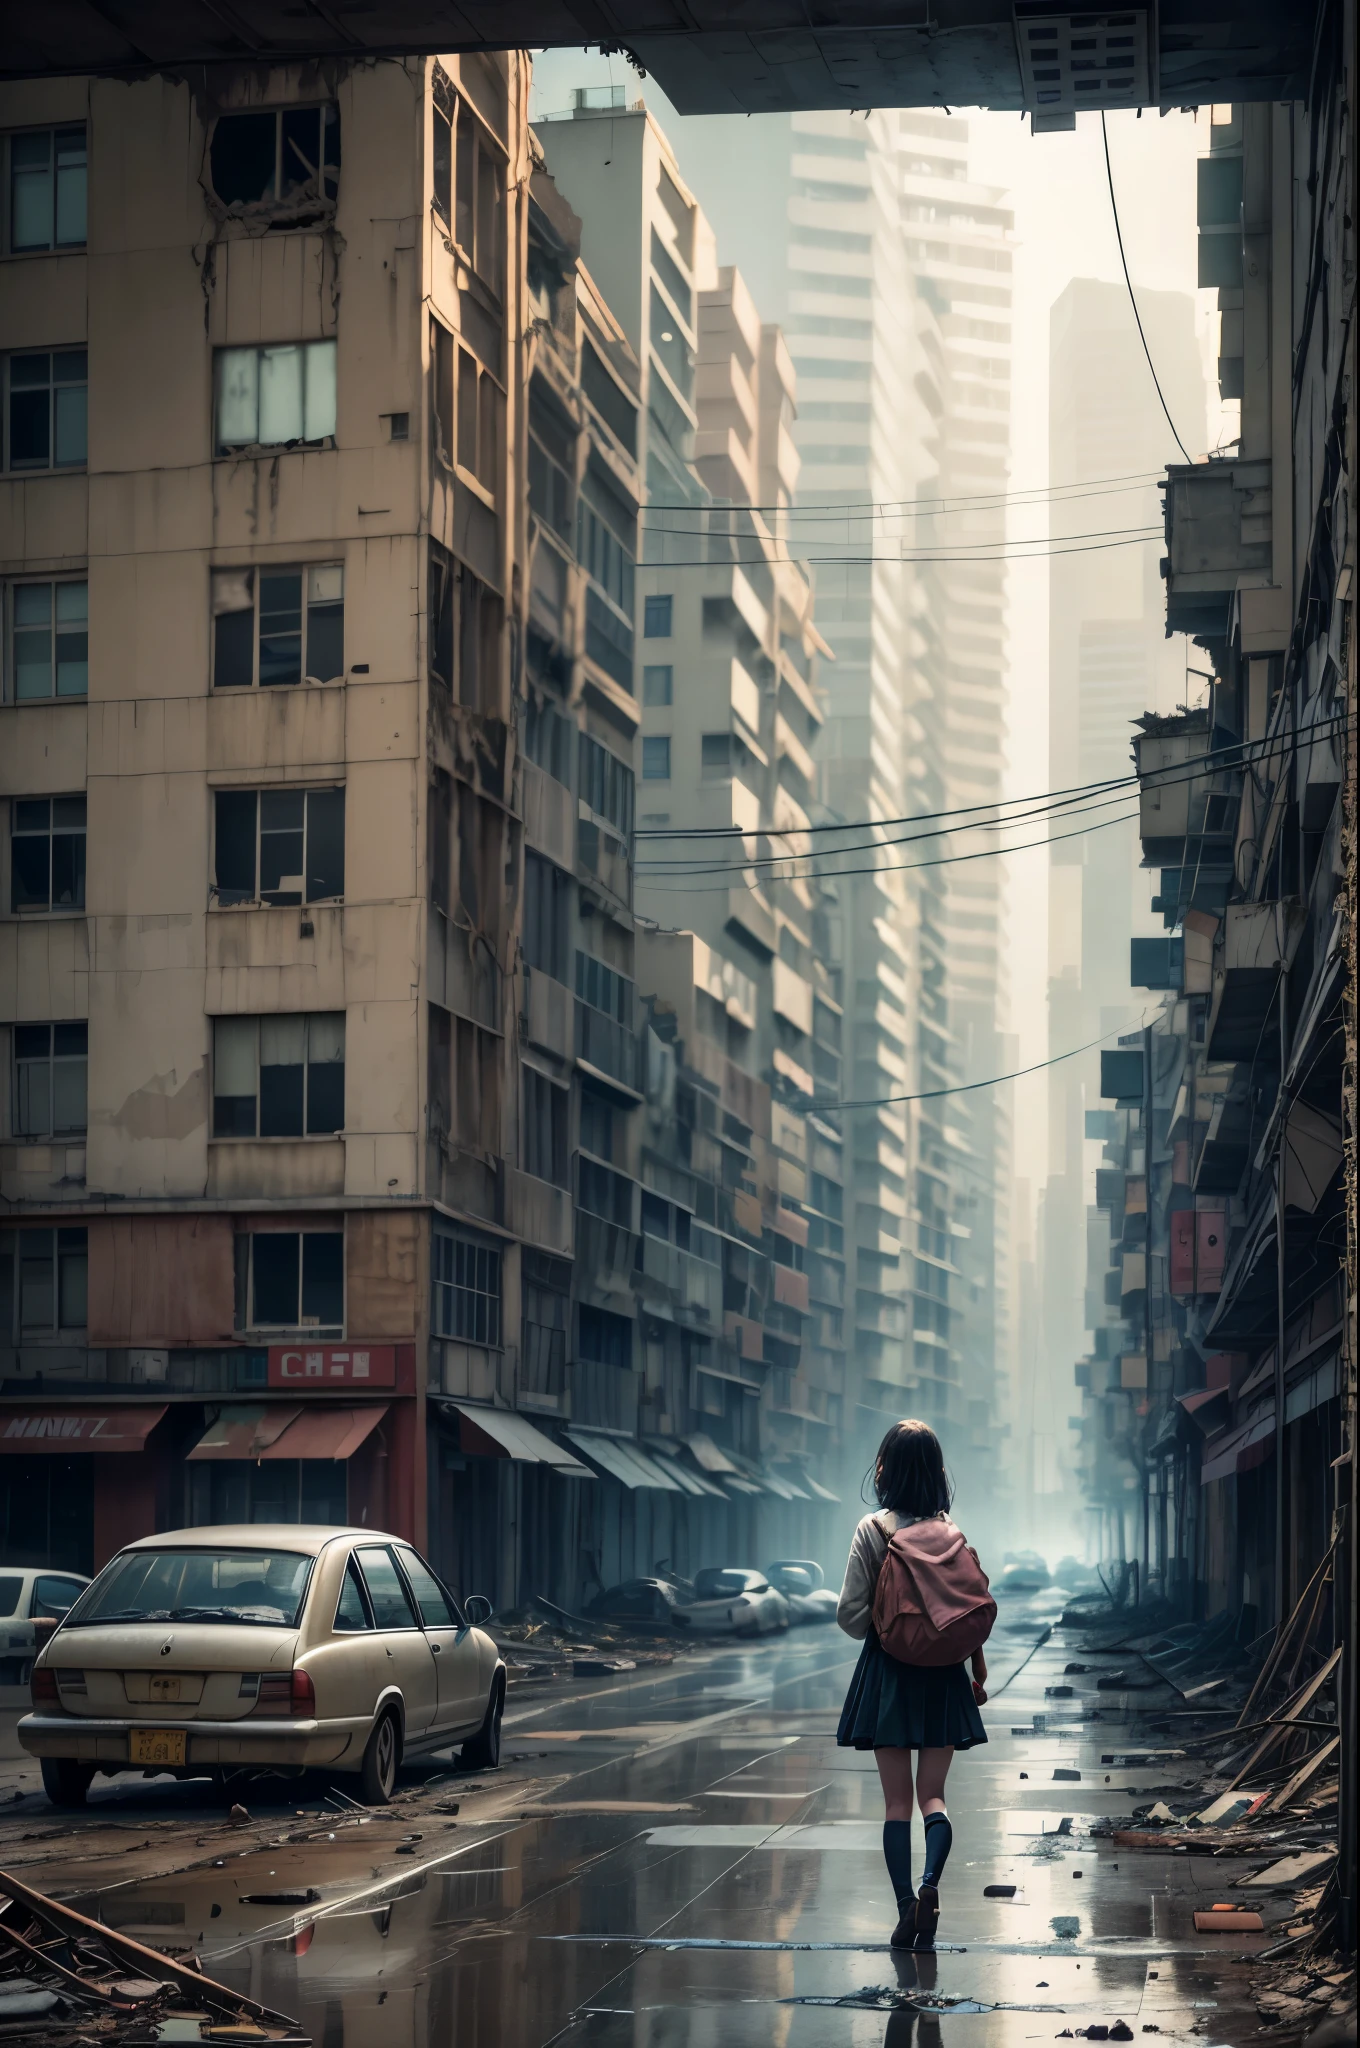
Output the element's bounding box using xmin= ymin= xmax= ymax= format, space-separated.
xmin=11 ymin=1020 xmax=88 ymax=1141
xmin=8 ymin=794 xmax=87 ymax=916
xmin=210 ymin=785 xmax=345 ymax=909
xmin=643 ymin=594 xmax=673 ymax=639
xmin=3 ymin=576 xmax=88 ymax=703
xmin=641 ymin=736 xmax=671 ymax=782
xmin=0 ymin=1226 xmax=88 ymax=1340
xmin=430 ymin=70 xmax=506 ymax=299
xmin=210 ymin=562 xmax=344 ymax=690
xmin=2 ymin=124 xmax=87 ymax=256
xmin=207 ymin=103 xmax=340 ymax=215
xmin=233 ymin=1226 xmax=345 ymax=1334
xmin=522 ymin=1062 xmax=569 ymax=1188
xmin=210 ymin=1012 xmax=345 ymax=1141
xmin=213 ymin=339 xmax=338 ymax=458
xmin=2 ymin=348 xmax=88 ymax=474
xmin=431 ymin=1223 xmax=502 ymax=1350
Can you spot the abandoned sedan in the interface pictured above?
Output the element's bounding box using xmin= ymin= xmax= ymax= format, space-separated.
xmin=671 ymin=1568 xmax=790 ymax=1635
xmin=20 ymin=1526 xmax=504 ymax=1808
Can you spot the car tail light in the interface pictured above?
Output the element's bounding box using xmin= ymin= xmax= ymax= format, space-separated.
xmin=251 ymin=1670 xmax=315 ymax=1716
xmin=30 ymin=1667 xmax=59 ymax=1707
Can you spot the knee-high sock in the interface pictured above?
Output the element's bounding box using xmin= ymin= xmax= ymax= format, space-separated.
xmin=882 ymin=1820 xmax=914 ymax=1907
xmin=921 ymin=1811 xmax=953 ymax=1886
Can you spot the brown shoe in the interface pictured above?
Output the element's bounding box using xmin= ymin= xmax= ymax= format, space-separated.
xmin=890 ymin=1897 xmax=918 ymax=1948
xmin=914 ymin=1881 xmax=939 ymax=1949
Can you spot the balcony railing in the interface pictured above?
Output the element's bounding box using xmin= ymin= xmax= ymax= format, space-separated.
xmin=575 ymin=999 xmax=641 ymax=1095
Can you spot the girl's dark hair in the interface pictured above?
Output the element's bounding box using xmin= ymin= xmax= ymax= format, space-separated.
xmin=871 ymin=1420 xmax=952 ymax=1517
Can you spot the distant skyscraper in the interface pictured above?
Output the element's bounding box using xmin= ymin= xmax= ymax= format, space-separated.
xmin=1039 ymin=278 xmax=1206 ymax=1524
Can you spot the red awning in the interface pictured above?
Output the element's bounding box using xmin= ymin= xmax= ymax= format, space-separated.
xmin=0 ymin=1406 xmax=168 ymax=1454
xmin=187 ymin=1406 xmax=302 ymax=1461
xmin=259 ymin=1406 xmax=389 ymax=1461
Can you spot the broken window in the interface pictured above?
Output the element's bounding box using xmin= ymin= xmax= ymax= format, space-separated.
xmin=522 ymin=1064 xmax=568 ymax=1186
xmin=575 ymin=950 xmax=632 ymax=1026
xmin=428 ymin=1003 xmax=453 ymax=1137
xmin=212 ymin=787 xmax=344 ymax=905
xmin=453 ymin=345 xmax=502 ymax=493
xmin=212 ymin=1013 xmax=345 ymax=1138
xmin=431 ymin=1222 xmax=501 ymax=1346
xmin=431 ymin=318 xmax=454 ymax=465
xmin=4 ymin=350 xmax=86 ymax=471
xmin=428 ymin=544 xmax=502 ymax=708
xmin=10 ymin=795 xmax=85 ymax=913
xmin=578 ymin=1302 xmax=632 ymax=1368
xmin=525 ymin=696 xmax=572 ymax=784
xmin=214 ymin=340 xmax=337 ymax=454
xmin=455 ymin=1016 xmax=500 ymax=1154
xmin=6 ymin=578 xmax=87 ymax=699
xmin=12 ymin=1021 xmax=87 ymax=1139
xmin=577 ymin=1156 xmax=633 ymax=1228
xmin=429 ymin=770 xmax=452 ymax=914
xmin=210 ymin=104 xmax=340 ymax=212
xmin=0 ymin=1226 xmax=87 ymax=1337
xmin=578 ymin=733 xmax=634 ymax=836
xmin=234 ymin=1228 xmax=343 ymax=1330
xmin=212 ymin=564 xmax=343 ymax=687
xmin=5 ymin=125 xmax=86 ymax=252
xmin=523 ymin=853 xmax=570 ymax=983
xmin=522 ymin=1249 xmax=569 ymax=1384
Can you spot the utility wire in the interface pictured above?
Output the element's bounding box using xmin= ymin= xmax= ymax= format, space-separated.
xmin=639 ymin=477 xmax=1164 ymax=529
xmin=638 ymin=531 xmax=1162 ymax=569
xmin=640 ymin=806 xmax=1142 ymax=892
xmin=807 ymin=1022 xmax=1144 ymax=1116
xmin=634 ymin=717 xmax=1349 ymax=844
xmin=638 ymin=785 xmax=1143 ymax=877
xmin=631 ymin=466 xmax=1166 ymax=520
xmin=1101 ymin=111 xmax=1195 ymax=465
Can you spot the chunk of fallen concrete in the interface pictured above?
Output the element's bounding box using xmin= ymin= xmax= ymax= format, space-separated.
xmin=1054 ymin=1768 xmax=1081 ymax=1781
xmin=985 ymin=1884 xmax=1018 ymax=1897
xmin=1241 ymin=1852 xmax=1334 ymax=1888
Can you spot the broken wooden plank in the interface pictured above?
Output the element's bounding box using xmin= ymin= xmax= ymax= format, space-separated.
xmin=1261 ymin=1739 xmax=1340 ymax=1816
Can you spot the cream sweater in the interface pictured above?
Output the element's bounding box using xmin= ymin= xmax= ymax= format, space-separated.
xmin=836 ymin=1509 xmax=942 ymax=1638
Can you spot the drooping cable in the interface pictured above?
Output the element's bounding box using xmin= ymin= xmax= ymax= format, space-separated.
xmin=1101 ymin=111 xmax=1195 ymax=465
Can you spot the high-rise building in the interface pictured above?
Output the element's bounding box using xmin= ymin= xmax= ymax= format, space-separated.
xmin=1038 ymin=279 xmax=1206 ymax=1531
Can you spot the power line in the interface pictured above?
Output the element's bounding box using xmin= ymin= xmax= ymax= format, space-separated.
xmin=1101 ymin=111 xmax=1195 ymax=466
xmin=637 ymin=530 xmax=1162 ymax=569
xmin=634 ymin=718 xmax=1348 ymax=844
xmin=631 ymin=466 xmax=1167 ymax=520
xmin=637 ymin=784 xmax=1144 ymax=876
xmin=639 ymin=805 xmax=1141 ymax=892
xmin=808 ymin=1022 xmax=1145 ymax=1116
xmin=638 ymin=476 xmax=1165 ymax=529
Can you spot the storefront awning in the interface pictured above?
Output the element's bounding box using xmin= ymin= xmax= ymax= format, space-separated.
xmin=722 ymin=1474 xmax=763 ymax=1497
xmin=187 ymin=1405 xmax=302 ymax=1461
xmin=761 ymin=1470 xmax=803 ymax=1501
xmin=0 ymin=1406 xmax=167 ymax=1454
xmin=453 ymin=1403 xmax=593 ymax=1475
xmin=565 ymin=1431 xmax=682 ymax=1491
xmin=1200 ymin=1409 xmax=1275 ymax=1485
xmin=803 ymin=1476 xmax=841 ymax=1504
xmin=684 ymin=1430 xmax=739 ymax=1475
xmin=644 ymin=1446 xmax=728 ymax=1498
xmin=260 ymin=1406 xmax=388 ymax=1461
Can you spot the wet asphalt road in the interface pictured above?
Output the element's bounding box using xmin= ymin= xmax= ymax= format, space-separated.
xmin=35 ymin=1593 xmax=1284 ymax=2045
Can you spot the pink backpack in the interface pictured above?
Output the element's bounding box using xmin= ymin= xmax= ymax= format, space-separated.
xmin=870 ymin=1514 xmax=997 ymax=1667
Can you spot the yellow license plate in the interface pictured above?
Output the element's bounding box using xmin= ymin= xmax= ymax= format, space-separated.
xmin=130 ymin=1728 xmax=186 ymax=1767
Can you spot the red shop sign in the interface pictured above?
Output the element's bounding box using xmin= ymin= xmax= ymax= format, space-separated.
xmin=268 ymin=1345 xmax=396 ymax=1388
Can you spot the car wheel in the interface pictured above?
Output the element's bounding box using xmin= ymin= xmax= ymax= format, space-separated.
xmin=41 ymin=1758 xmax=94 ymax=1808
xmin=461 ymin=1673 xmax=504 ymax=1771
xmin=358 ymin=1707 xmax=401 ymax=1805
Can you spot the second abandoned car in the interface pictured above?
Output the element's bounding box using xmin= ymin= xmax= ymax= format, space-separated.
xmin=19 ymin=1525 xmax=504 ymax=1806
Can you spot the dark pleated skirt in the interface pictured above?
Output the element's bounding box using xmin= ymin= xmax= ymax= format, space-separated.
xmin=837 ymin=1631 xmax=988 ymax=1751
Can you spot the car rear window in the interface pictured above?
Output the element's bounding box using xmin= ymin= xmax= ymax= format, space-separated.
xmin=0 ymin=1575 xmax=22 ymax=1618
xmin=693 ymin=1568 xmax=757 ymax=1599
xmin=66 ymin=1548 xmax=312 ymax=1629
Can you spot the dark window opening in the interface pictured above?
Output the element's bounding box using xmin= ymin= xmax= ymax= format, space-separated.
xmin=210 ymin=104 xmax=340 ymax=213
xmin=10 ymin=795 xmax=85 ymax=913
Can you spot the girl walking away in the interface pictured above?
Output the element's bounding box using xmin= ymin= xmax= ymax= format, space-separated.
xmin=836 ymin=1420 xmax=994 ymax=1950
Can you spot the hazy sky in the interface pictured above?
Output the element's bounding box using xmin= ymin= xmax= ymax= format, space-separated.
xmin=531 ymin=54 xmax=1227 ymax=1188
